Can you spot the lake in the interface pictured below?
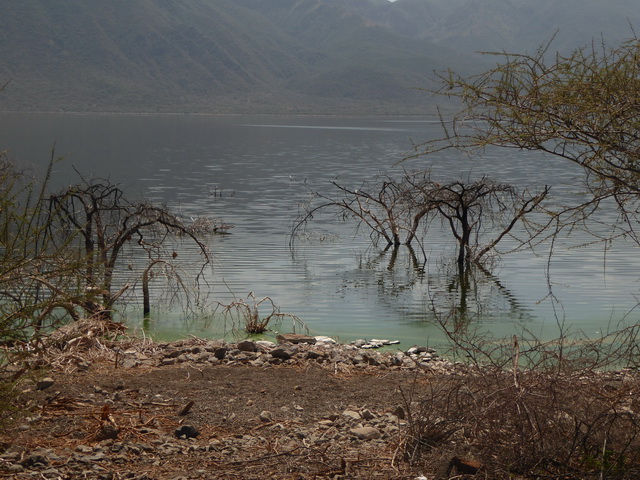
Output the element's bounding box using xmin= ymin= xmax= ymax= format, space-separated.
xmin=1 ymin=112 xmax=639 ymax=348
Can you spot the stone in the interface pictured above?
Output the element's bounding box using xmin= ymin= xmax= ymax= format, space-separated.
xmin=365 ymin=355 xmax=380 ymax=366
xmin=36 ymin=377 xmax=54 ymax=391
xmin=342 ymin=410 xmax=361 ymax=420
xmin=353 ymin=338 xmax=400 ymax=349
xmin=314 ymin=336 xmax=336 ymax=344
xmin=259 ymin=411 xmax=273 ymax=422
xmin=350 ymin=426 xmax=381 ymax=440
xmin=392 ymin=406 xmax=406 ymax=420
xmin=95 ymin=424 xmax=120 ymax=441
xmin=121 ymin=358 xmax=140 ymax=369
xmin=174 ymin=425 xmax=199 ymax=439
xmin=361 ymin=409 xmax=375 ymax=420
xmin=213 ymin=347 xmax=228 ymax=360
xmin=165 ymin=349 xmax=183 ymax=358
xmin=21 ymin=454 xmax=49 ymax=467
xmin=74 ymin=453 xmax=106 ymax=463
xmin=448 ymin=456 xmax=485 ymax=475
xmin=270 ymin=345 xmax=298 ymax=360
xmin=276 ymin=333 xmax=316 ymax=345
xmin=236 ymin=340 xmax=257 ymax=352
xmin=305 ymin=350 xmax=325 ymax=360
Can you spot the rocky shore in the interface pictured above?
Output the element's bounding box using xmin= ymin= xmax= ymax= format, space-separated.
xmin=148 ymin=334 xmax=455 ymax=374
xmin=1 ymin=330 xmax=460 ymax=480
xmin=6 ymin=326 xmax=638 ymax=479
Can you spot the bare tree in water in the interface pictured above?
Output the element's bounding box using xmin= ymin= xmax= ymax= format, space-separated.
xmin=46 ymin=177 xmax=210 ymax=320
xmin=292 ymin=169 xmax=548 ymax=270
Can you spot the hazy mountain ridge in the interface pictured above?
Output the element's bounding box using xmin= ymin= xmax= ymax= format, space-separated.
xmin=348 ymin=0 xmax=640 ymax=54
xmin=0 ymin=0 xmax=637 ymax=114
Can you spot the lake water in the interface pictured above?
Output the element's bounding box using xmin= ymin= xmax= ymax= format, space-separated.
xmin=1 ymin=112 xmax=639 ymax=348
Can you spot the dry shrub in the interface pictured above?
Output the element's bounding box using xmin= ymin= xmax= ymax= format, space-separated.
xmin=402 ymin=363 xmax=640 ymax=479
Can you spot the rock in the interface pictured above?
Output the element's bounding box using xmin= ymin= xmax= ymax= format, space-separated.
xmin=305 ymin=350 xmax=325 ymax=361
xmin=365 ymin=354 xmax=380 ymax=366
xmin=174 ymin=425 xmax=200 ymax=439
xmin=361 ymin=409 xmax=375 ymax=420
xmin=276 ymin=333 xmax=316 ymax=345
xmin=270 ymin=345 xmax=298 ymax=360
xmin=342 ymin=410 xmax=361 ymax=420
xmin=120 ymin=358 xmax=140 ymax=369
xmin=36 ymin=377 xmax=54 ymax=390
xmin=352 ymin=338 xmax=401 ymax=349
xmin=95 ymin=424 xmax=120 ymax=441
xmin=236 ymin=340 xmax=257 ymax=352
xmin=314 ymin=336 xmax=336 ymax=344
xmin=392 ymin=405 xmax=406 ymax=420
xmin=350 ymin=426 xmax=381 ymax=440
xmin=448 ymin=456 xmax=485 ymax=475
xmin=74 ymin=453 xmax=106 ymax=463
xmin=259 ymin=411 xmax=273 ymax=422
xmin=213 ymin=347 xmax=228 ymax=360
xmin=21 ymin=454 xmax=49 ymax=467
xmin=165 ymin=349 xmax=183 ymax=358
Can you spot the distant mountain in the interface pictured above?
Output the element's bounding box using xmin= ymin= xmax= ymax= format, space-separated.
xmin=0 ymin=0 xmax=637 ymax=114
xmin=348 ymin=0 xmax=640 ymax=55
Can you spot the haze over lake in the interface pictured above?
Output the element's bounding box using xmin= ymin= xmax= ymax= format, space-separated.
xmin=2 ymin=112 xmax=638 ymax=347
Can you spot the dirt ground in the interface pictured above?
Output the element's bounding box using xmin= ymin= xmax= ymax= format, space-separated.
xmin=0 ymin=337 xmax=450 ymax=480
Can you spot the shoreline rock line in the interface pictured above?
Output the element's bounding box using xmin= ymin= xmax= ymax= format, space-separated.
xmin=135 ymin=334 xmax=454 ymax=374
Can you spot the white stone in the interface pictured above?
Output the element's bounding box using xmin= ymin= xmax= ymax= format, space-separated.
xmin=350 ymin=426 xmax=381 ymax=440
xmin=314 ymin=336 xmax=336 ymax=344
xmin=342 ymin=410 xmax=361 ymax=420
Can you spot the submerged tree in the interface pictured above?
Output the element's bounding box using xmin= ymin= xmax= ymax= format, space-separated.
xmin=292 ymin=170 xmax=548 ymax=269
xmin=292 ymin=171 xmax=427 ymax=248
xmin=418 ymin=37 xmax=640 ymax=242
xmin=425 ymin=178 xmax=549 ymax=269
xmin=46 ymin=177 xmax=211 ymax=320
xmin=0 ymin=158 xmax=213 ymax=345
